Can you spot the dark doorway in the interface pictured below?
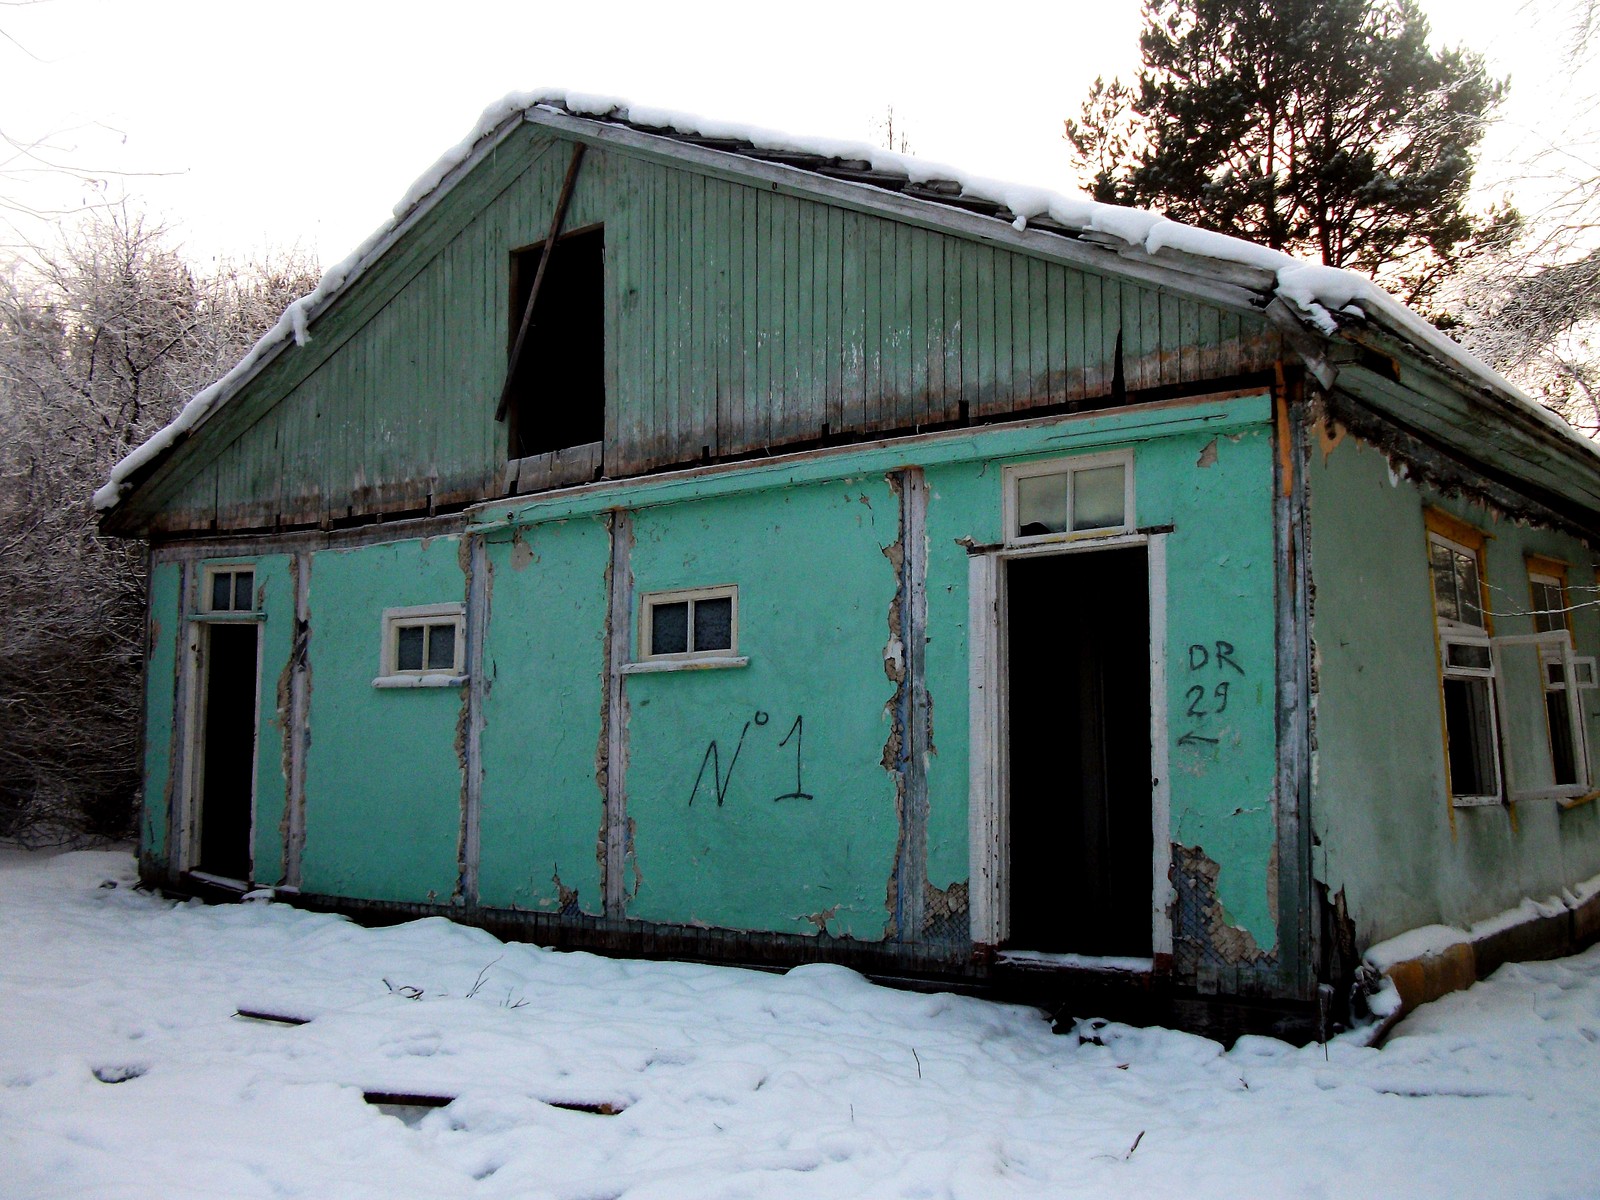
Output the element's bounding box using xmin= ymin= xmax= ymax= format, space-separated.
xmin=196 ymin=623 xmax=258 ymax=880
xmin=1005 ymin=546 xmax=1152 ymax=955
xmin=507 ymin=226 xmax=605 ymax=458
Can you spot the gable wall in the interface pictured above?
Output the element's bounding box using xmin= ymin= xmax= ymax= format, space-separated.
xmin=134 ymin=129 xmax=1282 ymax=534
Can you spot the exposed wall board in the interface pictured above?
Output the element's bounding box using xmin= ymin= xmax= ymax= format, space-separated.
xmin=299 ymin=537 xmax=467 ymax=903
xmin=141 ymin=560 xmax=183 ymax=865
xmin=475 ymin=516 xmax=611 ymax=914
xmin=1310 ymin=429 xmax=1600 ymax=945
xmin=621 ymin=479 xmax=901 ymax=937
xmin=125 ymin=134 xmax=1281 ymax=535
xmin=249 ymin=554 xmax=297 ymax=886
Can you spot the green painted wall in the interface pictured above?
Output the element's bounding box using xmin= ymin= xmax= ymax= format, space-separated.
xmin=128 ymin=126 xmax=1280 ymax=534
xmin=300 ymin=536 xmax=467 ymax=904
xmin=141 ymin=394 xmax=1283 ymax=968
xmin=622 ymin=479 xmax=901 ymax=937
xmin=1310 ymin=427 xmax=1600 ymax=945
xmin=476 ymin=515 xmax=610 ymax=914
xmin=921 ymin=406 xmax=1281 ymax=953
xmin=141 ymin=559 xmax=183 ymax=864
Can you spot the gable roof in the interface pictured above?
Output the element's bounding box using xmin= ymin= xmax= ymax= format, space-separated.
xmin=94 ymin=90 xmax=1600 ymax=521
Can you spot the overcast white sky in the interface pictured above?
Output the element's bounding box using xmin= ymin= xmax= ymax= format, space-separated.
xmin=1 ymin=0 xmax=1589 ymax=268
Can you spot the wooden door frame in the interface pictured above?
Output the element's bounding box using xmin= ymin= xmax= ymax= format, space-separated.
xmin=179 ymin=574 xmax=264 ymax=885
xmin=967 ymin=531 xmax=1173 ymax=961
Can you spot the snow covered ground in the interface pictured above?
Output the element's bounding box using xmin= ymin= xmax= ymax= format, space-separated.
xmin=4 ymin=849 xmax=1599 ymax=1199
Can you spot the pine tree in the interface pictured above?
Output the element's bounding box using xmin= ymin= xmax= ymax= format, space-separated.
xmin=1065 ymin=0 xmax=1511 ymax=307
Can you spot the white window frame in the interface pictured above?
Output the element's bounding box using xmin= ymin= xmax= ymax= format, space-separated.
xmin=1493 ymin=628 xmax=1596 ymax=802
xmin=636 ymin=584 xmax=741 ymax=667
xmin=1001 ymin=450 xmax=1135 ymax=548
xmin=200 ymin=563 xmax=258 ymax=615
xmin=1439 ymin=629 xmax=1504 ymax=806
xmin=375 ymin=602 xmax=466 ymax=688
xmin=1428 ymin=531 xmax=1503 ymax=807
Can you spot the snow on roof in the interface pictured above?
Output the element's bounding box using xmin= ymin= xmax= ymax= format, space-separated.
xmin=92 ymin=89 xmax=1590 ymax=513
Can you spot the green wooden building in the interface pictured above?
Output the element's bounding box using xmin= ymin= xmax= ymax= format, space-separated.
xmin=100 ymin=95 xmax=1600 ymax=1036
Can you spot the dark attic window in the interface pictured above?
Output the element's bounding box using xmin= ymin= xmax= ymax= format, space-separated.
xmin=507 ymin=226 xmax=605 ymax=459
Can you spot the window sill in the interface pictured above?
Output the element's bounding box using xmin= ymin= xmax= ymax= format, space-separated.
xmin=620 ymin=656 xmax=749 ymax=676
xmin=995 ymin=951 xmax=1153 ymax=975
xmin=372 ymin=674 xmax=469 ymax=689
xmin=1450 ymin=794 xmax=1505 ymax=809
xmin=187 ymin=611 xmax=266 ymax=623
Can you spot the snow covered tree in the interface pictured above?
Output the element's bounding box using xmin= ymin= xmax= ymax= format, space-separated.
xmin=0 ymin=211 xmax=317 ymax=842
xmin=1451 ymin=2 xmax=1600 ymax=434
xmin=1065 ymin=0 xmax=1512 ymax=308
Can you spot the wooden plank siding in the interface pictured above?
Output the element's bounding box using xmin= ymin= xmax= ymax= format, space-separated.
xmin=126 ymin=132 xmax=1282 ymax=534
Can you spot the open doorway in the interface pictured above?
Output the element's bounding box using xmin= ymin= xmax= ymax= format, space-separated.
xmin=1005 ymin=545 xmax=1152 ymax=956
xmin=193 ymin=621 xmax=259 ymax=881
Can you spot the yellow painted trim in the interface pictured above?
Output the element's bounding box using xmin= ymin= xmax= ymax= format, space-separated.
xmin=1424 ymin=507 xmax=1488 ymax=552
xmin=1526 ymin=553 xmax=1570 ymax=582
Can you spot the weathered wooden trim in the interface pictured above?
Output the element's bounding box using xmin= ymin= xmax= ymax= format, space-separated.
xmin=461 ymin=534 xmax=490 ymax=906
xmin=1276 ymin=382 xmax=1317 ymax=999
xmin=1323 ymin=386 xmax=1600 ymax=544
xmin=283 ymin=550 xmax=311 ymax=890
xmin=521 ymin=108 xmax=1277 ymax=317
xmin=603 ymin=510 xmax=634 ymax=917
xmin=896 ymin=467 xmax=930 ymax=942
xmin=510 ymin=440 xmax=604 ymax=494
xmin=967 ymin=552 xmax=1004 ymax=944
xmin=149 ymin=511 xmax=474 ymax=562
xmin=1148 ymin=532 xmax=1174 ymax=959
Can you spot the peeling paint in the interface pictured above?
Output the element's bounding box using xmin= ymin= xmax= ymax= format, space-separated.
xmin=1196 ymin=437 xmax=1219 ymax=468
xmin=800 ymin=903 xmax=841 ymax=934
xmin=511 ymin=529 xmax=536 ymax=571
xmin=922 ymin=878 xmax=969 ymax=942
xmin=552 ymin=867 xmax=581 ymax=916
xmin=1315 ymin=415 xmax=1346 ymax=461
xmin=1173 ymin=843 xmax=1274 ymax=966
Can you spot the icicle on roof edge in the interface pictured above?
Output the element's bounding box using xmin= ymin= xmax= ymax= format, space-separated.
xmin=92 ymin=88 xmax=1595 ymax=512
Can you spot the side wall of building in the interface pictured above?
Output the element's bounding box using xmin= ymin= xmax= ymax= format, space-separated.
xmin=1309 ymin=421 xmax=1600 ymax=948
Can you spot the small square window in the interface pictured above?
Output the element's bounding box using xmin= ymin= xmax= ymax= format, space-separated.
xmin=379 ymin=603 xmax=466 ymax=684
xmin=641 ymin=586 xmax=738 ymax=662
xmin=1005 ymin=453 xmax=1132 ymax=545
xmin=204 ymin=566 xmax=256 ymax=613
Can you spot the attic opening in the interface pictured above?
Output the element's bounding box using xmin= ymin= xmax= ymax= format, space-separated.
xmin=506 ymin=225 xmax=605 ymax=460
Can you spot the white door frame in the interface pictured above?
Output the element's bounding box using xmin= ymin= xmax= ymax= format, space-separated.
xmin=179 ymin=566 xmax=264 ymax=884
xmin=967 ymin=531 xmax=1173 ymax=960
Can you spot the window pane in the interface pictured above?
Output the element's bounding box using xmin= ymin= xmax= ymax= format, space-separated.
xmin=1453 ymin=550 xmax=1483 ymax=628
xmin=1429 ymin=542 xmax=1458 ymax=623
xmin=651 ymin=602 xmax=689 ymax=655
xmin=1016 ymin=472 xmax=1069 ymax=537
xmin=397 ymin=626 xmax=425 ymax=672
xmin=426 ymin=623 xmax=456 ymax=671
xmin=1445 ymin=641 xmax=1492 ymax=671
xmin=1071 ymin=464 xmax=1126 ymax=531
xmin=233 ymin=571 xmax=254 ymax=612
xmin=1548 ymin=691 xmax=1578 ymax=785
xmin=1443 ymin=676 xmax=1497 ymax=797
xmin=693 ymin=596 xmax=733 ymax=652
xmin=1532 ymin=580 xmax=1565 ymax=634
xmin=211 ymin=572 xmax=233 ymax=613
